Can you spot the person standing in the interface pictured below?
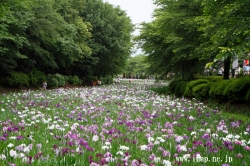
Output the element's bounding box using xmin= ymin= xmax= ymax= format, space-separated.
xmin=116 ymin=78 xmax=120 ymax=84
xmin=217 ymin=68 xmax=223 ymax=76
xmin=232 ymin=58 xmax=238 ymax=78
xmin=97 ymin=79 xmax=101 ymax=86
xmin=42 ymin=81 xmax=47 ymax=90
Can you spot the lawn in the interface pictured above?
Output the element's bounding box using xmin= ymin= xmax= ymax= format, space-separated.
xmin=0 ymin=82 xmax=249 ymax=166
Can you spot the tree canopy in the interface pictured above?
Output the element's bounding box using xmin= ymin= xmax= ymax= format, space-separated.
xmin=135 ymin=0 xmax=250 ymax=80
xmin=80 ymin=0 xmax=133 ymax=77
xmin=0 ymin=0 xmax=133 ymax=83
xmin=124 ymin=55 xmax=150 ymax=78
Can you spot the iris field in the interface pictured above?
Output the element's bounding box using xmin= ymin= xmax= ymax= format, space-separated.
xmin=0 ymin=81 xmax=249 ymax=166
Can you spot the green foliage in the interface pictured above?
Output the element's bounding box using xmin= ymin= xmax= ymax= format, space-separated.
xmin=245 ymin=89 xmax=250 ymax=102
xmin=169 ymin=76 xmax=250 ymax=104
xmin=46 ymin=75 xmax=58 ymax=88
xmin=184 ymin=79 xmax=209 ymax=98
xmin=54 ymin=74 xmax=66 ymax=87
xmin=106 ymin=76 xmax=114 ymax=84
xmin=199 ymin=0 xmax=250 ymax=79
xmin=168 ymin=80 xmax=183 ymax=94
xmin=192 ymin=83 xmax=212 ymax=100
xmin=194 ymin=75 xmax=223 ymax=82
xmin=7 ymin=71 xmax=29 ymax=87
xmin=125 ymin=55 xmax=150 ymax=78
xmin=68 ymin=76 xmax=82 ymax=85
xmin=174 ymin=81 xmax=188 ymax=98
xmin=81 ymin=0 xmax=133 ymax=77
xmin=136 ymin=0 xmax=204 ymax=80
xmin=28 ymin=69 xmax=46 ymax=87
xmin=100 ymin=76 xmax=113 ymax=85
xmin=88 ymin=76 xmax=98 ymax=82
xmin=209 ymin=80 xmax=232 ymax=100
xmin=0 ymin=0 xmax=31 ymax=76
xmin=223 ymin=76 xmax=250 ymax=101
xmin=150 ymin=86 xmax=169 ymax=95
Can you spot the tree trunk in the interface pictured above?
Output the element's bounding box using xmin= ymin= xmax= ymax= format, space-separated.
xmin=223 ymin=57 xmax=231 ymax=80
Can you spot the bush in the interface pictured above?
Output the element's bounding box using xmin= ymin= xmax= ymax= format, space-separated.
xmin=28 ymin=70 xmax=46 ymax=87
xmin=7 ymin=72 xmax=29 ymax=87
xmin=150 ymin=86 xmax=169 ymax=95
xmin=209 ymin=80 xmax=232 ymax=100
xmin=245 ymin=89 xmax=250 ymax=101
xmin=174 ymin=81 xmax=188 ymax=97
xmin=168 ymin=79 xmax=183 ymax=94
xmin=184 ymin=79 xmax=209 ymax=98
xmin=105 ymin=76 xmax=113 ymax=84
xmin=223 ymin=76 xmax=250 ymax=101
xmin=100 ymin=76 xmax=113 ymax=85
xmin=68 ymin=76 xmax=82 ymax=85
xmin=47 ymin=75 xmax=59 ymax=88
xmin=192 ymin=83 xmax=212 ymax=100
xmin=194 ymin=75 xmax=223 ymax=82
xmin=54 ymin=73 xmax=66 ymax=87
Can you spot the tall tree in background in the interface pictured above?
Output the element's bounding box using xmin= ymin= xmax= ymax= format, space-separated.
xmin=0 ymin=0 xmax=8 ymax=16
xmin=80 ymin=0 xmax=133 ymax=77
xmin=137 ymin=0 xmax=204 ymax=80
xmin=23 ymin=0 xmax=92 ymax=74
xmin=198 ymin=0 xmax=250 ymax=79
xmin=52 ymin=0 xmax=92 ymax=75
xmin=0 ymin=0 xmax=32 ymax=78
xmin=135 ymin=21 xmax=172 ymax=77
xmin=137 ymin=0 xmax=249 ymax=80
xmin=125 ymin=55 xmax=150 ymax=78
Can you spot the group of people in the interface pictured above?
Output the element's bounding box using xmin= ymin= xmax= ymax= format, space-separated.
xmin=40 ymin=79 xmax=103 ymax=90
xmin=91 ymin=79 xmax=101 ymax=86
xmin=205 ymin=66 xmax=249 ymax=78
xmin=115 ymin=78 xmax=132 ymax=84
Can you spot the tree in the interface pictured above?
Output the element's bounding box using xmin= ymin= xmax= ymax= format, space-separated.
xmin=137 ymin=0 xmax=204 ymax=80
xmin=21 ymin=0 xmax=92 ymax=75
xmin=0 ymin=0 xmax=32 ymax=79
xmin=80 ymin=0 xmax=133 ymax=77
xmin=199 ymin=0 xmax=250 ymax=79
xmin=52 ymin=0 xmax=92 ymax=75
xmin=124 ymin=55 xmax=150 ymax=78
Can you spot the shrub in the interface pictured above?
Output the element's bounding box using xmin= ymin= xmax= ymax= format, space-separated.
xmin=64 ymin=75 xmax=70 ymax=83
xmin=68 ymin=76 xmax=82 ymax=85
xmin=28 ymin=70 xmax=46 ymax=87
xmin=100 ymin=77 xmax=106 ymax=84
xmin=54 ymin=74 xmax=66 ymax=87
xmin=245 ymin=89 xmax=250 ymax=101
xmin=223 ymin=76 xmax=250 ymax=101
xmin=192 ymin=83 xmax=212 ymax=100
xmin=100 ymin=76 xmax=113 ymax=85
xmin=194 ymin=75 xmax=223 ymax=82
xmin=7 ymin=72 xmax=29 ymax=87
xmin=105 ymin=76 xmax=113 ymax=84
xmin=150 ymin=86 xmax=169 ymax=94
xmin=184 ymin=79 xmax=209 ymax=98
xmin=47 ymin=75 xmax=59 ymax=88
xmin=174 ymin=81 xmax=188 ymax=97
xmin=168 ymin=79 xmax=183 ymax=94
xmin=209 ymin=80 xmax=232 ymax=100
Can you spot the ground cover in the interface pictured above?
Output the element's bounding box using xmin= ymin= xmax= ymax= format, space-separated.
xmin=0 ymin=83 xmax=249 ymax=166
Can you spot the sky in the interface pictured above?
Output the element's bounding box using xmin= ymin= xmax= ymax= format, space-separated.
xmin=105 ymin=0 xmax=156 ymax=55
xmin=105 ymin=0 xmax=156 ymax=35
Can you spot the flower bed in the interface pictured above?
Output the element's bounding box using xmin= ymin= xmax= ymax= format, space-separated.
xmin=0 ymin=83 xmax=249 ymax=166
